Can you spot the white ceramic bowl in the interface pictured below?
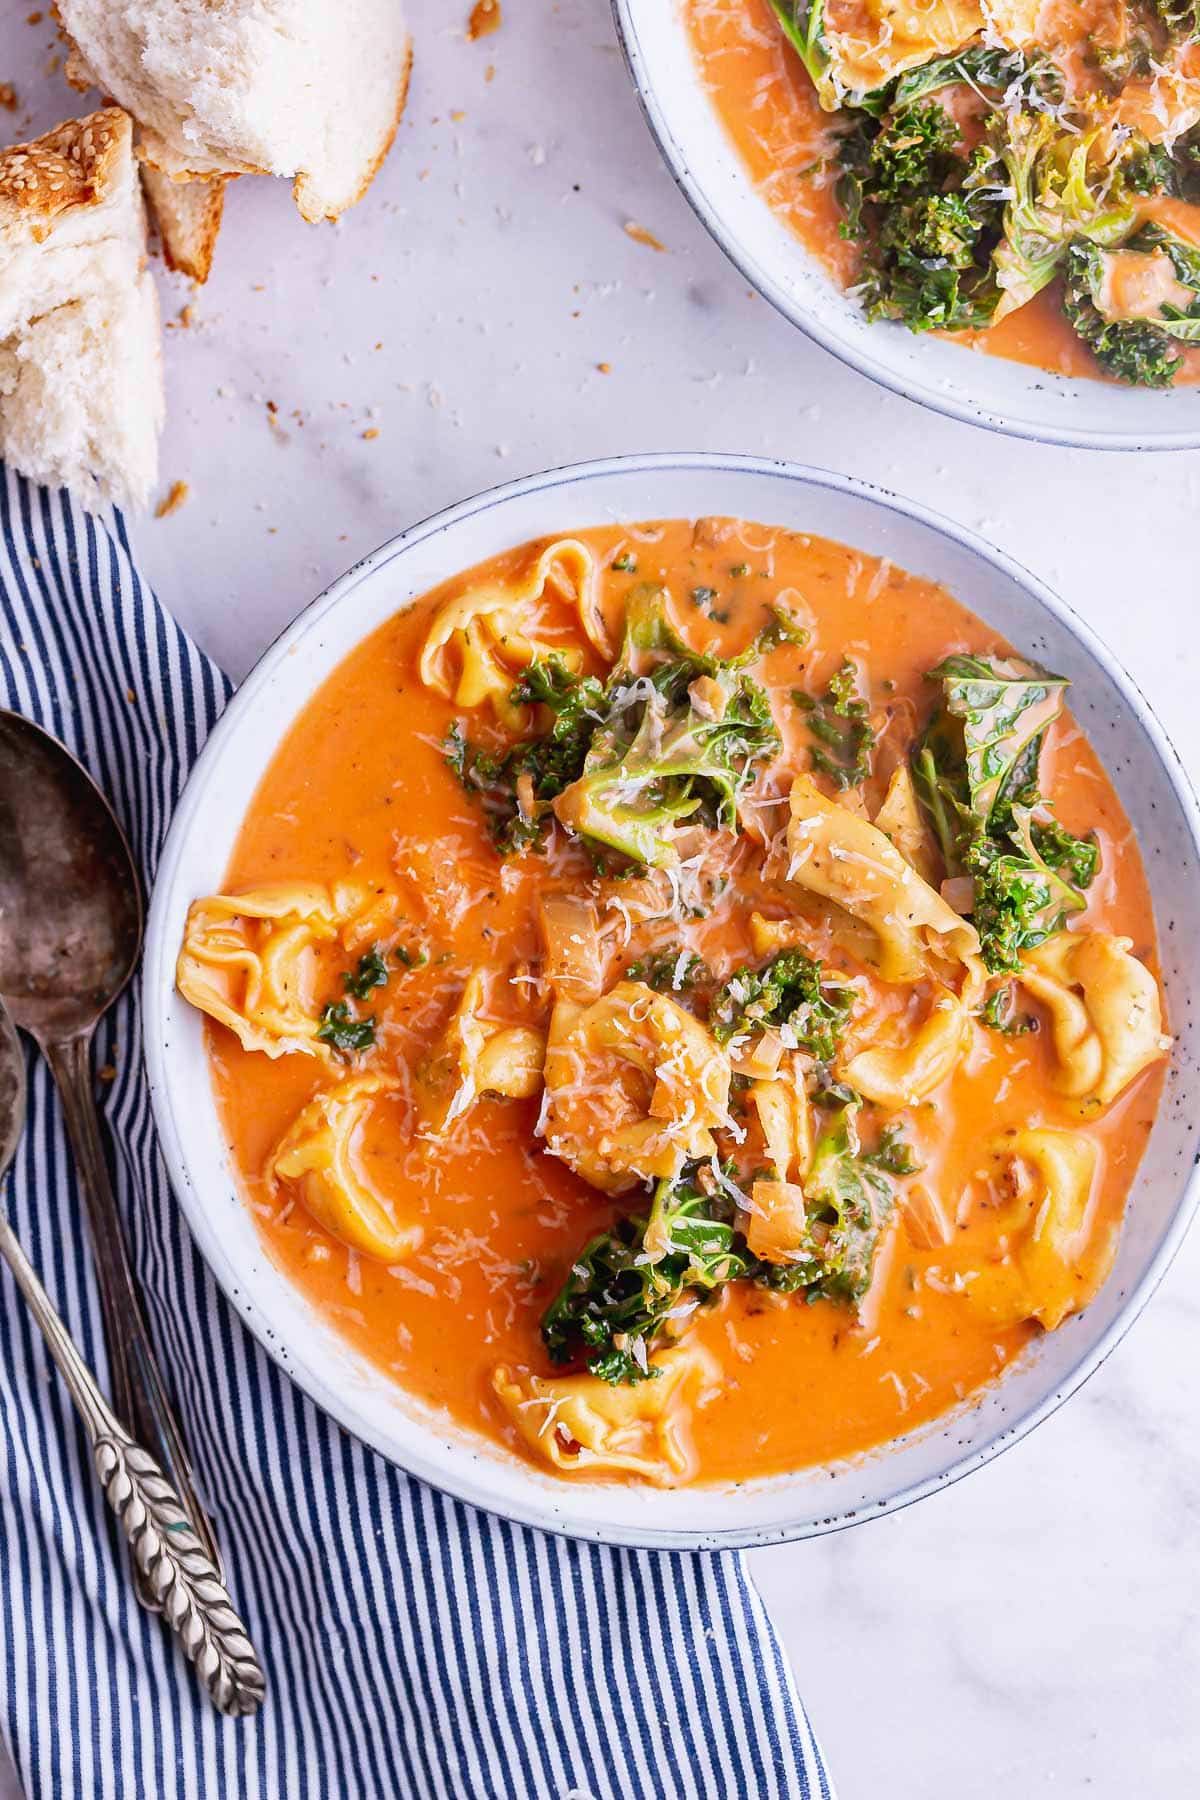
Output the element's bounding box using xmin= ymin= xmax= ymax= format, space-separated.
xmin=144 ymin=453 xmax=1200 ymax=1548
xmin=612 ymin=0 xmax=1200 ymax=450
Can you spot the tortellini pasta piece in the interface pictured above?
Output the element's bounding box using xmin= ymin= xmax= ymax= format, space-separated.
xmin=841 ymin=984 xmax=969 ymax=1109
xmin=177 ymin=881 xmax=364 ymax=1061
xmin=966 ymin=1130 xmax=1111 ymax=1331
xmin=491 ymin=1342 xmax=719 ymax=1485
xmin=542 ymin=980 xmax=732 ymax=1194
xmin=416 ymin=969 xmax=546 ymax=1134
xmin=267 ymin=1073 xmax=421 ymax=1264
xmin=873 ymin=763 xmax=938 ymax=887
xmin=823 ymin=0 xmax=981 ymax=102
xmin=821 ymin=0 xmax=1038 ymax=102
xmin=418 ymin=539 xmax=608 ymax=727
xmin=746 ymin=1069 xmax=813 ymax=1264
xmin=786 ymin=775 xmax=982 ymax=985
xmin=1016 ymin=930 xmax=1170 ymax=1111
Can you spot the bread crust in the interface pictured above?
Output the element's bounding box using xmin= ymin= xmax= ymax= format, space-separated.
xmin=0 ymin=106 xmax=132 ymax=238
xmin=139 ymin=163 xmax=227 ymax=283
xmin=293 ymin=35 xmax=413 ymax=223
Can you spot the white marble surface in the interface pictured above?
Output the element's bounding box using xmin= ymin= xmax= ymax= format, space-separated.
xmin=5 ymin=3 xmax=1200 ymax=1796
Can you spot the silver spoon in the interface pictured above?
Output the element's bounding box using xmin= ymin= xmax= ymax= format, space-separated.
xmin=0 ymin=993 xmax=265 ymax=1713
xmin=0 ymin=713 xmax=251 ymax=1650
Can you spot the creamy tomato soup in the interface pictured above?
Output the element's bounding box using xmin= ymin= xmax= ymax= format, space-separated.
xmin=178 ymin=521 xmax=1168 ymax=1487
xmin=687 ymin=0 xmax=1200 ymax=386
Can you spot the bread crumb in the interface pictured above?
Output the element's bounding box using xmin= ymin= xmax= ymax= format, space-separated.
xmin=155 ymin=480 xmax=189 ymax=519
xmin=362 ymin=427 xmax=380 ymax=440
xmin=43 ymin=53 xmax=60 ymax=76
xmin=597 ymin=361 xmax=611 ymax=373
xmin=467 ymin=0 xmax=502 ymax=40
xmin=624 ymin=221 xmax=666 ymax=252
xmin=178 ymin=303 xmax=194 ymax=328
xmin=485 ymin=62 xmax=496 ymax=81
xmin=451 ymin=109 xmax=466 ymax=122
xmin=26 ymin=10 xmax=43 ymax=22
xmin=0 ymin=84 xmax=16 ymax=112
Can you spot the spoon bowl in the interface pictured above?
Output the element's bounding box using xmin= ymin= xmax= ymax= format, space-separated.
xmin=0 ymin=712 xmax=142 ymax=1039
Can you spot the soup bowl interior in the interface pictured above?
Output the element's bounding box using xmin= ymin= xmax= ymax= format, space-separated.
xmin=612 ymin=0 xmax=1200 ymax=451
xmin=144 ymin=454 xmax=1200 ymax=1549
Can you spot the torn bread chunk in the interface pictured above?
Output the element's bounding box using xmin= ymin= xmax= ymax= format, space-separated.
xmin=0 ymin=107 xmax=162 ymax=511
xmin=60 ymin=0 xmax=413 ymax=225
xmin=139 ymin=164 xmax=226 ymax=282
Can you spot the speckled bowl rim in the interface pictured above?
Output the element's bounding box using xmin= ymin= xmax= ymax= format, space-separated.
xmin=611 ymin=0 xmax=1200 ymax=452
xmin=143 ymin=453 xmax=1200 ymax=1550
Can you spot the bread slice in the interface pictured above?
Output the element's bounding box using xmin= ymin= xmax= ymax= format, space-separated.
xmin=140 ymin=164 xmax=226 ymax=282
xmin=0 ymin=108 xmax=163 ymax=511
xmin=60 ymin=0 xmax=413 ymax=226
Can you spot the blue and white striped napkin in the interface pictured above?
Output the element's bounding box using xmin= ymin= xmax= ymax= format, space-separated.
xmin=0 ymin=466 xmax=833 ymax=1800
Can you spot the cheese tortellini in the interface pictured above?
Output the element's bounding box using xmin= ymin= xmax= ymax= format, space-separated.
xmin=542 ymin=980 xmax=732 ymax=1194
xmin=841 ymin=984 xmax=971 ymax=1110
xmin=491 ymin=1342 xmax=719 ymax=1484
xmin=966 ymin=1129 xmax=1112 ymax=1331
xmin=268 ymin=1073 xmax=421 ymax=1264
xmin=872 ymin=762 xmax=938 ymax=887
xmin=418 ymin=538 xmax=609 ymax=727
xmin=820 ymin=0 xmax=1040 ymax=104
xmin=1017 ymin=930 xmax=1170 ymax=1111
xmin=786 ymin=775 xmax=982 ymax=984
xmin=745 ymin=1070 xmax=813 ymax=1264
xmin=416 ymin=969 xmax=546 ymax=1134
xmin=177 ymin=881 xmax=364 ymax=1061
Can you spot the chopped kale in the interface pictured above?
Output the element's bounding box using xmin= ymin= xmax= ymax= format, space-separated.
xmin=542 ymin=1128 xmax=894 ymax=1383
xmin=1063 ymin=225 xmax=1200 ymax=389
xmin=708 ymin=947 xmax=854 ymax=1060
xmin=541 ymin=1179 xmax=749 ymax=1383
xmin=625 ymin=948 xmax=710 ymax=993
xmin=914 ymin=654 xmax=1096 ymax=972
xmin=981 ymin=984 xmax=1039 ymax=1036
xmin=316 ymin=1000 xmax=377 ymax=1055
xmin=343 ymin=947 xmax=390 ymax=999
xmin=794 ymin=657 xmax=875 ymax=789
xmin=864 ymin=1122 xmax=923 ymax=1175
xmin=447 ymin=591 xmax=781 ymax=867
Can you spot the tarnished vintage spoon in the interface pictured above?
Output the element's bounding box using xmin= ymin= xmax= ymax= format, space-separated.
xmin=0 ymin=712 xmax=256 ymax=1674
xmin=0 ymin=994 xmax=264 ymax=1712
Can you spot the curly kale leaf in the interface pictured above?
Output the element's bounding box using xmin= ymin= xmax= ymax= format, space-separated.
xmin=541 ymin=1178 xmax=749 ymax=1383
xmin=837 ymin=103 xmax=1005 ymax=332
xmin=708 ymin=948 xmax=854 ymax=1061
xmin=790 ymin=1101 xmax=894 ymax=1305
xmin=966 ymin=805 xmax=1089 ymax=972
xmin=447 ymin=588 xmax=785 ymax=866
xmin=991 ymin=112 xmax=1140 ymax=323
xmin=1063 ymin=225 xmax=1200 ymax=387
xmin=316 ymin=1000 xmax=377 ymax=1055
xmin=913 ymin=654 xmax=1095 ymax=973
xmin=542 ymin=1128 xmax=895 ymax=1383
xmin=766 ymin=0 xmax=838 ymax=108
xmin=888 ymin=45 xmax=1064 ymax=111
xmin=552 ymin=589 xmax=780 ymax=867
xmin=793 ymin=657 xmax=876 ymax=789
xmin=924 ymin=652 xmax=1069 ymax=836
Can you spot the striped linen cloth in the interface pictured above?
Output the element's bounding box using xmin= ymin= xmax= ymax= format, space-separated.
xmin=0 ymin=467 xmax=834 ymax=1800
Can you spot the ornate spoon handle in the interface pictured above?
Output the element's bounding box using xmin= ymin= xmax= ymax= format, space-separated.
xmin=0 ymin=1208 xmax=266 ymax=1716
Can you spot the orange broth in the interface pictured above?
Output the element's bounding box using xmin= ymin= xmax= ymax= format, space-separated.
xmin=684 ymin=0 xmax=1200 ymax=384
xmin=210 ymin=520 xmax=1163 ymax=1485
